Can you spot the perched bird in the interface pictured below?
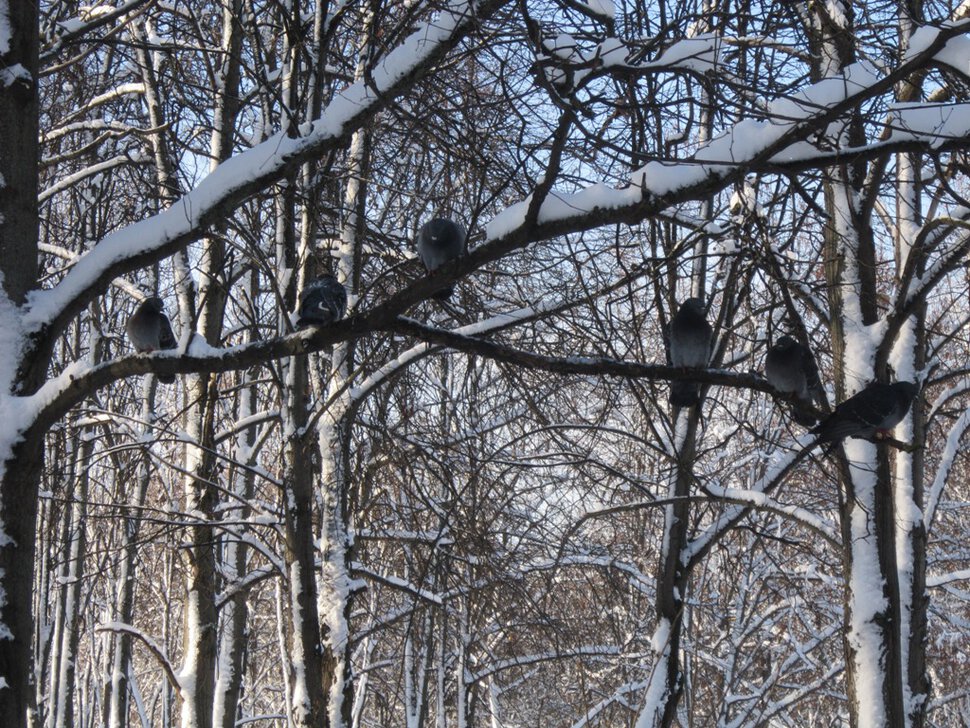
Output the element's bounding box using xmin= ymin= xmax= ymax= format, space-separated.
xmin=297 ymin=275 xmax=347 ymax=328
xmin=126 ymin=297 xmax=177 ymax=384
xmin=416 ymin=217 xmax=467 ymax=300
xmin=813 ymin=381 xmax=918 ymax=443
xmin=668 ymin=297 xmax=712 ymax=407
xmin=765 ymin=335 xmax=824 ymax=426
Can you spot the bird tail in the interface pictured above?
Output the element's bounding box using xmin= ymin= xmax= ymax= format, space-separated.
xmin=811 ymin=418 xmax=856 ymax=444
xmin=432 ymin=285 xmax=455 ymax=301
xmin=789 ymin=401 xmax=817 ymax=427
xmin=670 ymin=381 xmax=700 ymax=407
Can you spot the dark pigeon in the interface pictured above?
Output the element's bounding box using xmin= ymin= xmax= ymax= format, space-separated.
xmin=416 ymin=217 xmax=466 ymax=300
xmin=669 ymin=297 xmax=712 ymax=407
xmin=297 ymin=275 xmax=347 ymax=328
xmin=765 ymin=335 xmax=824 ymax=426
xmin=126 ymin=297 xmax=177 ymax=384
xmin=813 ymin=381 xmax=918 ymax=443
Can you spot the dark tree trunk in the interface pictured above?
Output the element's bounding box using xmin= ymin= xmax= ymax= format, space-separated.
xmin=0 ymin=438 xmax=45 ymax=728
xmin=0 ymin=10 xmax=41 ymax=720
xmin=0 ymin=0 xmax=39 ymax=305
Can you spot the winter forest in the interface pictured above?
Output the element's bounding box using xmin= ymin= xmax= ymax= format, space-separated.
xmin=3 ymin=0 xmax=970 ymax=726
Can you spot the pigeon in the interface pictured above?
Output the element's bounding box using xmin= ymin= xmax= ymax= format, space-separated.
xmin=668 ymin=297 xmax=712 ymax=407
xmin=765 ymin=335 xmax=824 ymax=426
xmin=812 ymin=381 xmax=918 ymax=443
xmin=415 ymin=217 xmax=467 ymax=300
xmin=297 ymin=275 xmax=347 ymax=328
xmin=126 ymin=297 xmax=177 ymax=384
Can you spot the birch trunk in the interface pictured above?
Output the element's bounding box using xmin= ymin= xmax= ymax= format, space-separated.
xmin=813 ymin=4 xmax=907 ymax=724
xmin=892 ymin=7 xmax=930 ymax=724
xmin=51 ymin=429 xmax=91 ymax=728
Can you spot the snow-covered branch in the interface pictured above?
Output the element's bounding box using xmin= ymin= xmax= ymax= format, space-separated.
xmin=97 ymin=621 xmax=180 ymax=691
xmin=24 ymin=0 xmax=510 ymax=346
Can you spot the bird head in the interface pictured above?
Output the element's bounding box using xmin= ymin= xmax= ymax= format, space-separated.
xmin=681 ymin=297 xmax=705 ymax=314
xmin=894 ymin=381 xmax=919 ymax=400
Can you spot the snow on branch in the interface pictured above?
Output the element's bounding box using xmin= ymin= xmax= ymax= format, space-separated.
xmin=40 ymin=0 xmax=155 ymax=66
xmin=701 ymin=483 xmax=839 ymax=546
xmin=568 ymin=679 xmax=649 ymax=728
xmin=97 ymin=621 xmax=180 ymax=691
xmin=924 ymin=407 xmax=970 ymax=531
xmin=684 ymin=436 xmax=817 ymax=568
xmin=492 ymin=22 xmax=970 ymax=234
xmin=349 ymin=303 xmax=554 ymax=403
xmin=39 ymin=153 xmax=144 ymax=204
xmin=23 ymin=0 xmax=508 ymax=342
xmin=350 ymin=566 xmax=443 ymax=605
xmin=527 ymin=552 xmax=654 ymax=594
xmin=927 ymin=569 xmax=970 ymax=587
xmin=54 ymin=82 xmax=146 ymax=124
xmin=469 ymin=645 xmax=624 ymax=683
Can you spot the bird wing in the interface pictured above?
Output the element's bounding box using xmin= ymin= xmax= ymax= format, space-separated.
xmin=840 ymin=387 xmax=897 ymax=427
xmin=159 ymin=314 xmax=177 ymax=350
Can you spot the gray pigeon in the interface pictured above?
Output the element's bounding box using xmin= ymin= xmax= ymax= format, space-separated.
xmin=813 ymin=381 xmax=918 ymax=443
xmin=668 ymin=297 xmax=712 ymax=407
xmin=126 ymin=297 xmax=177 ymax=384
xmin=416 ymin=217 xmax=466 ymax=300
xmin=297 ymin=275 xmax=347 ymax=328
xmin=765 ymin=335 xmax=823 ymax=426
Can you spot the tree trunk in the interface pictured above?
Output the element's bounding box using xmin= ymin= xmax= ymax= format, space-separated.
xmin=0 ymin=438 xmax=46 ymax=728
xmin=52 ymin=430 xmax=90 ymax=728
xmin=639 ymin=412 xmax=699 ymax=728
xmin=0 ymin=3 xmax=41 ymax=723
xmin=893 ymin=7 xmax=930 ymax=723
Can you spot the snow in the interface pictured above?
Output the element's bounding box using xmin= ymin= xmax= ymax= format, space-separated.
xmin=927 ymin=569 xmax=970 ymax=587
xmin=924 ymin=407 xmax=970 ymax=530
xmin=57 ymin=17 xmax=85 ymax=34
xmin=933 ymin=33 xmax=970 ymax=74
xmin=0 ymin=570 xmax=10 ymax=640
xmin=24 ymin=0 xmax=481 ymax=332
xmin=650 ymin=34 xmax=721 ymax=73
xmin=39 ymin=153 xmax=134 ymax=204
xmin=0 ymin=2 xmax=9 ymax=56
xmin=649 ymin=619 xmax=670 ymax=652
xmin=704 ymin=483 xmax=836 ymax=539
xmin=0 ymin=63 xmax=30 ymax=89
xmin=843 ymin=439 xmax=889 ymax=728
xmin=888 ymin=102 xmax=970 ymax=148
xmin=637 ymin=619 xmax=673 ymax=728
xmin=186 ymin=335 xmax=221 ymax=357
xmin=177 ymin=591 xmax=200 ymax=725
xmin=543 ymin=33 xmax=579 ymax=60
xmin=570 ymin=680 xmax=648 ymax=728
xmin=288 ymin=562 xmax=312 ymax=725
xmin=700 ymin=61 xmax=880 ymax=164
xmin=585 ymin=0 xmax=614 ymax=18
xmin=489 ymin=60 xmax=887 ymax=245
xmin=351 ymin=305 xmax=549 ymax=400
xmin=594 ymin=37 xmax=627 ymax=67
xmin=904 ymin=21 xmax=970 ymax=61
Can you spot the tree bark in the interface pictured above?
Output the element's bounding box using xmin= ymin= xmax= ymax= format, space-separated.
xmin=0 ymin=4 xmax=41 ymax=723
xmin=814 ymin=3 xmax=908 ymax=724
